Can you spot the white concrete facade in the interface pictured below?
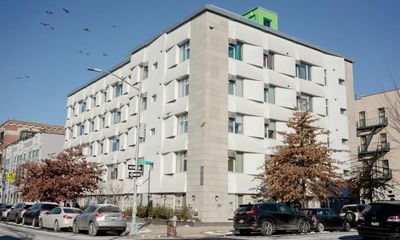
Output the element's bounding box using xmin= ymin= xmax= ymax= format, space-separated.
xmin=1 ymin=133 xmax=65 ymax=204
xmin=64 ymin=5 xmax=355 ymax=222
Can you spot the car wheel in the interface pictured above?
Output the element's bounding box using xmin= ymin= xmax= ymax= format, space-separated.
xmin=39 ymin=219 xmax=43 ymax=229
xmin=72 ymin=221 xmax=79 ymax=234
xmin=88 ymin=222 xmax=97 ymax=236
xmin=15 ymin=216 xmax=20 ymax=224
xmin=54 ymin=220 xmax=60 ymax=232
xmin=345 ymin=212 xmax=355 ymax=225
xmin=316 ymin=222 xmax=324 ymax=232
xmin=260 ymin=220 xmax=274 ymax=236
xmin=343 ymin=221 xmax=351 ymax=232
xmin=297 ymin=219 xmax=309 ymax=234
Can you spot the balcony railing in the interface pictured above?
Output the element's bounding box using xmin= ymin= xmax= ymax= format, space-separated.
xmin=357 ymin=117 xmax=388 ymax=130
xmin=360 ymin=168 xmax=392 ymax=181
xmin=358 ymin=142 xmax=390 ymax=155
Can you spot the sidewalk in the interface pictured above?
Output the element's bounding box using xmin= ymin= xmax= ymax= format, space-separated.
xmin=123 ymin=221 xmax=234 ymax=239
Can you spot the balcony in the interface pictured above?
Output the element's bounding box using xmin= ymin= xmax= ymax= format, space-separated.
xmin=358 ymin=142 xmax=390 ymax=157
xmin=357 ymin=117 xmax=388 ymax=133
xmin=360 ymin=168 xmax=392 ymax=181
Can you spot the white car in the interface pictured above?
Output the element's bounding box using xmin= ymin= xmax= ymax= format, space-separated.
xmin=39 ymin=207 xmax=82 ymax=231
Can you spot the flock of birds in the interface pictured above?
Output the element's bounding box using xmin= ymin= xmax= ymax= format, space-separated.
xmin=16 ymin=8 xmax=115 ymax=80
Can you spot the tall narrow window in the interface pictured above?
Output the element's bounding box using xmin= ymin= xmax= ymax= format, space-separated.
xmin=359 ymin=111 xmax=366 ymax=127
xmin=113 ymin=110 xmax=121 ymax=124
xmin=100 ymin=116 xmax=105 ymax=129
xmin=382 ymin=160 xmax=390 ymax=177
xmin=265 ymin=120 xmax=276 ymax=139
xmin=90 ymin=120 xmax=95 ymax=132
xmin=380 ymin=133 xmax=388 ymax=149
xmin=141 ymin=65 xmax=149 ymax=80
xmin=228 ymin=152 xmax=243 ymax=173
xmin=297 ymin=94 xmax=313 ymax=112
xmin=79 ymin=101 xmax=86 ymax=113
xmin=108 ymin=164 xmax=118 ymax=180
xmin=296 ymin=62 xmax=311 ymax=80
xmin=141 ymin=97 xmax=148 ymax=110
xmin=79 ymin=124 xmax=85 ymax=136
xmin=111 ymin=137 xmax=120 ymax=152
xmin=178 ymin=113 xmax=188 ymax=134
xmin=378 ymin=108 xmax=386 ymax=124
xmin=139 ymin=124 xmax=146 ymax=143
xmin=360 ymin=136 xmax=367 ymax=152
xmin=179 ymin=41 xmax=190 ymax=62
xmin=325 ymin=99 xmax=329 ymax=116
xmin=102 ymin=91 xmax=107 ymax=103
xmin=92 ymin=95 xmax=97 ymax=107
xmin=228 ymin=79 xmax=243 ymax=97
xmin=114 ymin=83 xmax=123 ymax=97
xmin=228 ymin=42 xmax=243 ymax=60
xmin=263 ymin=18 xmax=271 ymax=27
xmin=228 ymin=114 xmax=243 ymax=134
xmin=178 ymin=77 xmax=189 ymax=97
xmin=264 ymin=86 xmax=275 ymax=103
xmin=176 ymin=151 xmax=187 ymax=172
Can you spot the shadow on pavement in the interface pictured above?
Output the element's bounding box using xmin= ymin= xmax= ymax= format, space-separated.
xmin=339 ymin=235 xmax=361 ymax=240
xmin=0 ymin=236 xmax=22 ymax=240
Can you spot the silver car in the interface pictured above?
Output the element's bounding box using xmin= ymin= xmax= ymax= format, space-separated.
xmin=39 ymin=207 xmax=82 ymax=231
xmin=72 ymin=204 xmax=127 ymax=236
xmin=7 ymin=202 xmax=34 ymax=223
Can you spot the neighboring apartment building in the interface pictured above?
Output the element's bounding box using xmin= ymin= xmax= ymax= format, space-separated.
xmin=64 ymin=5 xmax=356 ymax=222
xmin=355 ymin=89 xmax=400 ymax=201
xmin=0 ymin=131 xmax=65 ymax=204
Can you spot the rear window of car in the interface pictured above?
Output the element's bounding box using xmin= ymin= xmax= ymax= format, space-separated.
xmin=98 ymin=206 xmax=121 ymax=213
xmin=64 ymin=208 xmax=82 ymax=214
xmin=42 ymin=204 xmax=58 ymax=210
xmin=236 ymin=205 xmax=253 ymax=212
xmin=24 ymin=204 xmax=33 ymax=209
xmin=367 ymin=203 xmax=400 ymax=216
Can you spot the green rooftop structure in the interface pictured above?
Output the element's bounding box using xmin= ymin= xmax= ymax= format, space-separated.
xmin=243 ymin=7 xmax=278 ymax=30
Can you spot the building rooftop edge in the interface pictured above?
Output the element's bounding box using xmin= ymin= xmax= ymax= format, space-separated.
xmin=242 ymin=6 xmax=278 ymax=16
xmin=356 ymin=88 xmax=400 ymax=100
xmin=0 ymin=120 xmax=64 ymax=130
xmin=67 ymin=4 xmax=354 ymax=97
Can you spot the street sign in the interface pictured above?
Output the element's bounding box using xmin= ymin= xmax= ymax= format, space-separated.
xmin=128 ymin=171 xmax=142 ymax=179
xmin=127 ymin=165 xmax=143 ymax=172
xmin=138 ymin=160 xmax=152 ymax=165
xmin=6 ymin=171 xmax=15 ymax=182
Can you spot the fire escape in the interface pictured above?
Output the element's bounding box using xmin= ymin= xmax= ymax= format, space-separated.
xmin=357 ymin=110 xmax=392 ymax=185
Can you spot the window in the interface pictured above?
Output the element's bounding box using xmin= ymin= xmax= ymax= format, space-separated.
xmin=108 ymin=164 xmax=118 ymax=180
xmin=179 ymin=41 xmax=190 ymax=62
xmin=111 ymin=137 xmax=120 ymax=152
xmin=378 ymin=108 xmax=386 ymax=124
xmin=151 ymin=94 xmax=157 ymax=103
xmin=100 ymin=116 xmax=106 ymax=128
xmin=79 ymin=101 xmax=86 ymax=113
xmin=297 ymin=94 xmax=313 ymax=112
xmin=178 ymin=77 xmax=189 ymax=97
xmin=228 ymin=79 xmax=243 ymax=97
xmin=342 ymin=138 xmax=348 ymax=145
xmin=178 ymin=113 xmax=188 ymax=134
xmin=141 ymin=97 xmax=148 ymax=110
xmin=228 ymin=42 xmax=243 ymax=60
xmin=79 ymin=124 xmax=85 ymax=136
xmin=150 ymin=128 xmax=155 ymax=136
xmin=102 ymin=91 xmax=107 ymax=103
xmin=228 ymin=152 xmax=243 ymax=173
xmin=114 ymin=83 xmax=123 ymax=97
xmin=98 ymin=142 xmax=103 ymax=155
xmin=176 ymin=151 xmax=187 ymax=172
xmin=382 ymin=160 xmax=390 ymax=177
xmin=228 ymin=114 xmax=243 ymax=134
xmin=359 ymin=111 xmax=366 ymax=127
xmin=90 ymin=120 xmax=95 ymax=132
xmin=139 ymin=124 xmax=147 ymax=143
xmin=264 ymin=86 xmax=275 ymax=103
xmin=263 ymin=18 xmax=271 ymax=27
xmin=324 ymin=69 xmax=327 ymax=85
xmin=340 ymin=108 xmax=347 ymax=115
xmin=141 ymin=65 xmax=149 ymax=80
xmin=338 ymin=79 xmax=345 ymax=85
xmin=380 ymin=133 xmax=388 ymax=149
xmin=265 ymin=120 xmax=276 ymax=139
xmin=296 ymin=62 xmax=311 ymax=80
xmin=113 ymin=110 xmax=121 ymax=124
xmin=360 ymin=136 xmax=367 ymax=152
xmin=263 ymin=53 xmax=274 ymax=69
xmin=87 ymin=145 xmax=93 ymax=156
xmin=153 ymin=62 xmax=158 ymax=70
xmin=92 ymin=95 xmax=97 ymax=107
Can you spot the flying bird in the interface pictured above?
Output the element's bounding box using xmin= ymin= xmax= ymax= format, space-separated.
xmin=102 ymin=53 xmax=108 ymax=56
xmin=50 ymin=26 xmax=55 ymax=30
xmin=84 ymin=52 xmax=91 ymax=56
xmin=112 ymin=25 xmax=116 ymax=28
xmin=84 ymin=28 xmax=90 ymax=32
xmin=45 ymin=10 xmax=54 ymax=15
xmin=16 ymin=76 xmax=23 ymax=80
xmin=78 ymin=50 xmax=84 ymax=54
xmin=24 ymin=75 xmax=30 ymax=78
xmin=62 ymin=8 xmax=70 ymax=14
xmin=40 ymin=22 xmax=49 ymax=27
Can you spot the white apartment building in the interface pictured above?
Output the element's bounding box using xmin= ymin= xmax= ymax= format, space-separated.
xmin=64 ymin=5 xmax=356 ymax=222
xmin=1 ymin=132 xmax=64 ymax=203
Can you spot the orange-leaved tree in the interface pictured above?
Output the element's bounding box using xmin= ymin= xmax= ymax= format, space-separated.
xmin=14 ymin=145 xmax=104 ymax=202
xmin=258 ymin=111 xmax=345 ymax=206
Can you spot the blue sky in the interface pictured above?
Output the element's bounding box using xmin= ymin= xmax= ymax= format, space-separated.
xmin=1 ymin=0 xmax=399 ymax=126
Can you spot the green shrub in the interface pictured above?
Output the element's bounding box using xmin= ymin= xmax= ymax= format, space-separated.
xmin=123 ymin=205 xmax=198 ymax=221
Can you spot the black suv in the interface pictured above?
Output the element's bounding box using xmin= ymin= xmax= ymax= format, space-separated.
xmin=303 ymin=208 xmax=351 ymax=232
xmin=358 ymin=201 xmax=400 ymax=239
xmin=22 ymin=202 xmax=59 ymax=227
xmin=233 ymin=203 xmax=310 ymax=236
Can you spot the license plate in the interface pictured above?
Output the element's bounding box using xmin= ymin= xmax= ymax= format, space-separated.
xmin=239 ymin=219 xmax=244 ymax=224
xmin=110 ymin=216 xmax=118 ymax=220
xmin=371 ymin=222 xmax=379 ymax=226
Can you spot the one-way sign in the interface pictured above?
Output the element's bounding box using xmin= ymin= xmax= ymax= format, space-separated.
xmin=128 ymin=164 xmax=144 ymax=172
xmin=128 ymin=171 xmax=142 ymax=179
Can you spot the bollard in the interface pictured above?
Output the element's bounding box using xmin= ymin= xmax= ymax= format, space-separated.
xmin=167 ymin=216 xmax=177 ymax=237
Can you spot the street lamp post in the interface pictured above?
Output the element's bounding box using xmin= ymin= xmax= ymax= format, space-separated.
xmin=88 ymin=67 xmax=141 ymax=234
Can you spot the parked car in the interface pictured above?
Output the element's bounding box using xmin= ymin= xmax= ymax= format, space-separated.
xmin=72 ymin=204 xmax=127 ymax=236
xmin=39 ymin=207 xmax=82 ymax=232
xmin=0 ymin=204 xmax=13 ymax=220
xmin=22 ymin=202 xmax=59 ymax=226
xmin=233 ymin=202 xmax=310 ymax=236
xmin=6 ymin=202 xmax=34 ymax=223
xmin=358 ymin=201 xmax=400 ymax=239
xmin=303 ymin=208 xmax=351 ymax=232
xmin=339 ymin=204 xmax=367 ymax=225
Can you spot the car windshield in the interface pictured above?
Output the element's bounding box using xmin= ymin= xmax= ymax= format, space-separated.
xmin=64 ymin=208 xmax=82 ymax=214
xmin=98 ymin=206 xmax=121 ymax=213
xmin=24 ymin=204 xmax=33 ymax=209
xmin=42 ymin=204 xmax=58 ymax=210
